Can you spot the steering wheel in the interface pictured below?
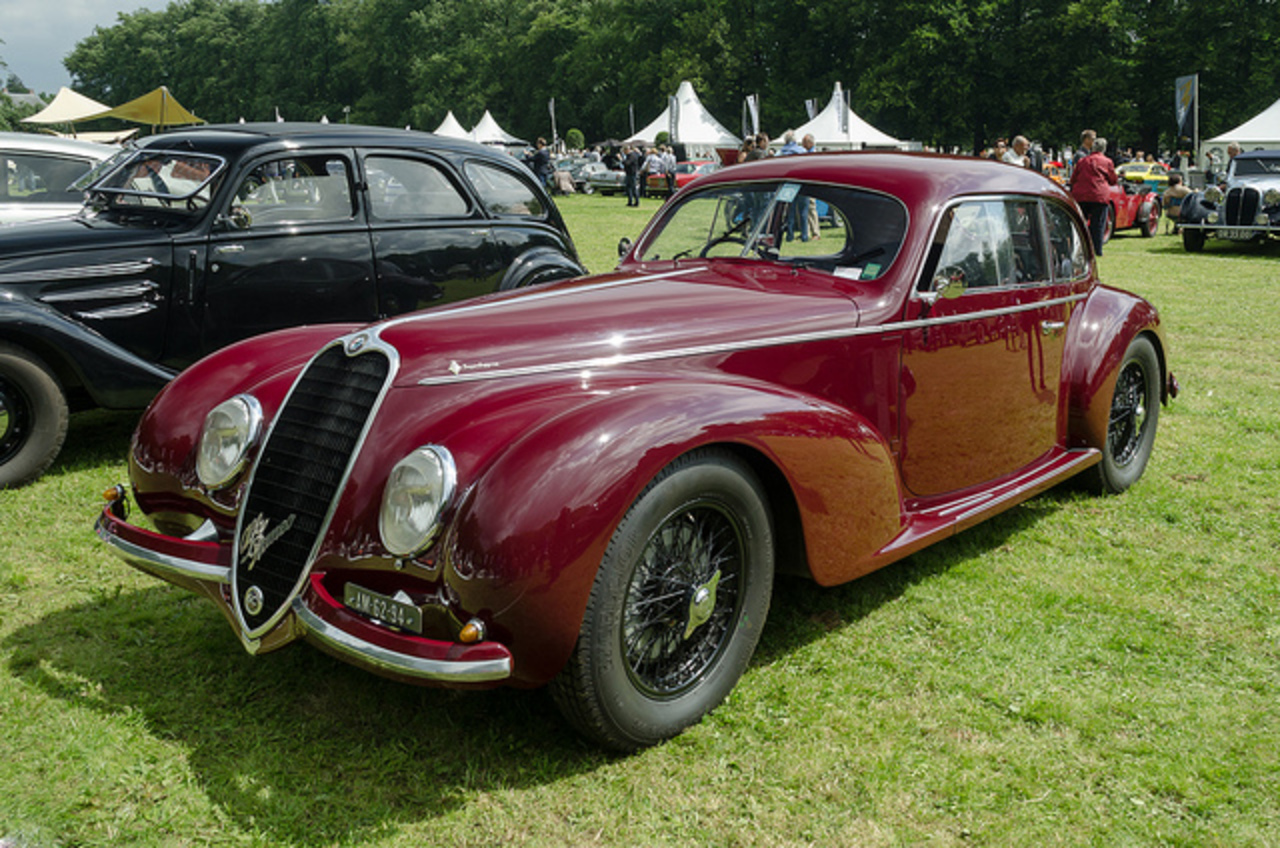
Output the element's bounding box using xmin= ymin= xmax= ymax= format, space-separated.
xmin=700 ymin=235 xmax=748 ymax=257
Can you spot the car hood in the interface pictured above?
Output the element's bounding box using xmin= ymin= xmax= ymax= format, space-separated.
xmin=373 ymin=262 xmax=865 ymax=388
xmin=0 ymin=214 xmax=172 ymax=264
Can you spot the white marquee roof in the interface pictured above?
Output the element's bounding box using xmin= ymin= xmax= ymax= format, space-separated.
xmin=1208 ymin=95 xmax=1280 ymax=146
xmin=632 ymin=81 xmax=739 ymax=150
xmin=433 ymin=110 xmax=470 ymax=140
xmin=779 ymin=83 xmax=903 ymax=150
xmin=470 ymin=110 xmax=526 ymax=146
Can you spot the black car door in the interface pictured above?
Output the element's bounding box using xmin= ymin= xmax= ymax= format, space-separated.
xmin=199 ymin=150 xmax=377 ymax=356
xmin=362 ymin=151 xmax=502 ymax=315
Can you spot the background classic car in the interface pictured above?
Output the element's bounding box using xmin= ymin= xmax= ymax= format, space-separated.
xmin=0 ymin=123 xmax=582 ymax=487
xmin=1178 ymin=149 xmax=1280 ymax=251
xmin=1103 ymin=173 xmax=1163 ymax=240
xmin=0 ymin=132 xmax=112 ymax=224
xmin=98 ymin=153 xmax=1175 ymax=751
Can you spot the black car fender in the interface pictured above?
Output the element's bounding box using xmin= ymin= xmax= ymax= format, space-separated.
xmin=0 ymin=291 xmax=174 ymax=409
xmin=1178 ymin=190 xmax=1211 ymax=224
xmin=496 ymin=246 xmax=587 ymax=291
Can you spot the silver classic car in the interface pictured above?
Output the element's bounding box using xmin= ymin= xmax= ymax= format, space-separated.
xmin=0 ymin=132 xmax=113 ymax=224
xmin=1179 ymin=149 xmax=1280 ymax=251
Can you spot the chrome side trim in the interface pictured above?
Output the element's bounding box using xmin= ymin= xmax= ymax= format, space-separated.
xmin=0 ymin=259 xmax=158 ymax=286
xmin=75 ymin=303 xmax=157 ymax=320
xmin=39 ymin=280 xmax=159 ymax=302
xmin=292 ymin=598 xmax=512 ymax=683
xmin=419 ymin=292 xmax=1088 ymax=386
xmin=94 ymin=514 xmax=231 ymax=585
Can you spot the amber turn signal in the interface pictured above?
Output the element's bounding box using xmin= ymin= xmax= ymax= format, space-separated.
xmin=459 ymin=618 xmax=486 ymax=644
xmin=102 ymin=484 xmax=125 ymax=503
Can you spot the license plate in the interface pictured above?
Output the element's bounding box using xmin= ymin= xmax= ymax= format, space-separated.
xmin=343 ymin=582 xmax=423 ymax=634
xmin=1220 ymin=228 xmax=1255 ymax=240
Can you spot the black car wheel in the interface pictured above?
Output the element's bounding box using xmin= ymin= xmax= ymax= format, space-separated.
xmin=0 ymin=343 xmax=69 ymax=488
xmin=1183 ymin=227 xmax=1206 ymax=252
xmin=551 ymin=449 xmax=774 ymax=751
xmin=1088 ymin=335 xmax=1160 ymax=495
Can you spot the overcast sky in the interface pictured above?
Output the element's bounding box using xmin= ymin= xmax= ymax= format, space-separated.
xmin=1 ymin=0 xmax=155 ymax=94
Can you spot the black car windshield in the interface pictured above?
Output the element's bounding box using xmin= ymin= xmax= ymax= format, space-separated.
xmin=84 ymin=150 xmax=226 ymax=215
xmin=638 ymin=181 xmax=907 ymax=280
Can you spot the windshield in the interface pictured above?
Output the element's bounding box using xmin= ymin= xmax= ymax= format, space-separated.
xmin=84 ymin=149 xmax=226 ymax=215
xmin=1232 ymin=157 xmax=1280 ymax=178
xmin=638 ymin=181 xmax=907 ymax=280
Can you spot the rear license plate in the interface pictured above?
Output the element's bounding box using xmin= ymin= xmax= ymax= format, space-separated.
xmin=343 ymin=583 xmax=423 ymax=634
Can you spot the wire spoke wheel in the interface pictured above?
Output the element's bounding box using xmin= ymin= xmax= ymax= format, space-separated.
xmin=622 ymin=503 xmax=743 ymax=697
xmin=1089 ymin=334 xmax=1160 ymax=495
xmin=551 ymin=449 xmax=773 ymax=751
xmin=1107 ymin=360 xmax=1149 ymax=468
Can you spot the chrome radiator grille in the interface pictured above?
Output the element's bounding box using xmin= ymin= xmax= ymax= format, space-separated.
xmin=1225 ymin=187 xmax=1259 ymax=226
xmin=232 ymin=343 xmax=391 ymax=635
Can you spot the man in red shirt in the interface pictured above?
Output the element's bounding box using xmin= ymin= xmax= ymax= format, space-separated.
xmin=1069 ymin=137 xmax=1118 ymax=256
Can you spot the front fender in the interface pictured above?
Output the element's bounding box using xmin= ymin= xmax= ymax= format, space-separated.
xmin=441 ymin=375 xmax=902 ymax=686
xmin=1062 ymin=285 xmax=1168 ymax=451
xmin=1178 ymin=191 xmax=1211 ymax=224
xmin=0 ymin=290 xmax=173 ymax=408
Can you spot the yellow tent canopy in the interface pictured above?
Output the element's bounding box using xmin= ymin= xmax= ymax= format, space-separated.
xmin=89 ymin=86 xmax=204 ymax=127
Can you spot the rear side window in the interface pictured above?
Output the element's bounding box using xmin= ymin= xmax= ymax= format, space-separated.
xmin=366 ymin=156 xmax=469 ymax=219
xmin=464 ymin=162 xmax=545 ymax=218
xmin=1 ymin=153 xmax=97 ymax=203
xmin=1044 ymin=202 xmax=1090 ymax=282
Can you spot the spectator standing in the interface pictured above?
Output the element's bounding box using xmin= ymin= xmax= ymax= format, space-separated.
xmin=1070 ymin=136 xmax=1119 ymax=256
xmin=531 ymin=138 xmax=554 ymax=189
xmin=622 ymin=144 xmax=642 ymax=207
xmin=663 ymin=145 xmax=677 ymax=194
xmin=736 ymin=137 xmax=755 ymax=163
xmin=643 ymin=147 xmax=665 ymax=198
xmin=745 ymin=133 xmax=769 ymax=161
xmin=779 ymin=131 xmax=805 ymax=155
xmin=779 ymin=131 xmax=809 ymax=241
xmin=1003 ymin=136 xmax=1031 ymax=166
xmin=802 ymin=133 xmax=821 ymax=237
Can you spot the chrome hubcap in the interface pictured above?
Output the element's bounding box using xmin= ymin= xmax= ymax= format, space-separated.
xmin=683 ymin=571 xmax=721 ymax=640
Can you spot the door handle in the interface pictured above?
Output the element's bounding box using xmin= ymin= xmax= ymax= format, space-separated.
xmin=214 ymin=244 xmax=245 ymax=254
xmin=1039 ymin=320 xmax=1066 ymax=336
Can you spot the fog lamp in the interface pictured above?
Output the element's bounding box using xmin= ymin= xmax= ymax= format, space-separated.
xmin=1207 ymin=212 xmax=1219 ymax=224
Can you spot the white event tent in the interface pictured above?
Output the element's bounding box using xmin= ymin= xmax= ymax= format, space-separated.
xmin=777 ymin=83 xmax=905 ymax=150
xmin=632 ymin=80 xmax=739 ymax=159
xmin=470 ymin=110 xmax=526 ymax=146
xmin=433 ymin=111 xmax=470 ymax=140
xmin=1207 ymin=95 xmax=1280 ymax=149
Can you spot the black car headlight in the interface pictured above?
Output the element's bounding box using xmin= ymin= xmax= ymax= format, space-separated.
xmin=379 ymin=446 xmax=457 ymax=557
xmin=195 ymin=395 xmax=263 ymax=489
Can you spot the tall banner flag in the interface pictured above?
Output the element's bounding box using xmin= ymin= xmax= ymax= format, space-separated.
xmin=804 ymin=98 xmax=818 ymax=121
xmin=1175 ymin=74 xmax=1197 ymax=141
xmin=742 ymin=94 xmax=760 ymax=138
xmin=669 ymin=95 xmax=679 ymax=143
xmin=548 ymin=98 xmax=558 ymax=146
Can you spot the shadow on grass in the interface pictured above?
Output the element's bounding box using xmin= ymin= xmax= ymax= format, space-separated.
xmin=3 ymin=482 xmax=1079 ymax=844
xmin=51 ymin=408 xmax=142 ymax=474
xmin=1135 ymin=231 xmax=1280 ymax=259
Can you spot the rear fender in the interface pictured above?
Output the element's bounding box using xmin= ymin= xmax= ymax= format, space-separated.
xmin=442 ymin=376 xmax=902 ymax=686
xmin=1062 ymin=286 xmax=1168 ymax=451
xmin=497 ymin=246 xmax=587 ymax=291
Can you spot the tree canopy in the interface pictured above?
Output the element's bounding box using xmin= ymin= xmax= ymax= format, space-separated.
xmin=58 ymin=0 xmax=1280 ymax=153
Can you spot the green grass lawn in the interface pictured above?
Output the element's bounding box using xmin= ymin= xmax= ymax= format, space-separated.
xmin=2 ymin=199 xmax=1278 ymax=847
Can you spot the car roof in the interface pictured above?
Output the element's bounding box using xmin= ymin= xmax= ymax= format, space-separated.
xmin=692 ymin=150 xmax=1069 ymax=207
xmin=1236 ymin=149 xmax=1280 ymax=161
xmin=0 ymin=131 xmax=115 ymax=159
xmin=138 ymin=122 xmax=512 ymax=162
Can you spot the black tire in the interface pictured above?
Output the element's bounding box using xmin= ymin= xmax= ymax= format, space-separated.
xmin=0 ymin=343 xmax=69 ymax=488
xmin=550 ymin=449 xmax=774 ymax=751
xmin=1183 ymin=227 xmax=1206 ymax=252
xmin=1087 ymin=335 xmax=1160 ymax=495
xmin=1141 ymin=201 xmax=1160 ymax=237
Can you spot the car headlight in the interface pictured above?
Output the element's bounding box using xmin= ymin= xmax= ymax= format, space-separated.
xmin=379 ymin=446 xmax=457 ymax=557
xmin=196 ymin=395 xmax=263 ymax=489
xmin=1264 ymin=188 xmax=1280 ymax=208
xmin=1203 ymin=186 xmax=1224 ymax=205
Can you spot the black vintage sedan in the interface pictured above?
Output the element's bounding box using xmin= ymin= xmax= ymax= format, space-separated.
xmin=0 ymin=123 xmax=583 ymax=487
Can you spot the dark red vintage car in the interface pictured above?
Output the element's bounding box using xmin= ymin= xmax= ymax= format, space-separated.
xmin=97 ymin=153 xmax=1176 ymax=751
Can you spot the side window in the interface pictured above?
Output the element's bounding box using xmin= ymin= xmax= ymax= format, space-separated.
xmin=232 ymin=155 xmax=353 ymax=226
xmin=365 ymin=156 xmax=469 ymax=219
xmin=934 ymin=199 xmax=1046 ymax=290
xmin=464 ymin=161 xmax=545 ymax=218
xmin=1044 ymin=202 xmax=1089 ymax=282
xmin=2 ymin=153 xmax=96 ymax=204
